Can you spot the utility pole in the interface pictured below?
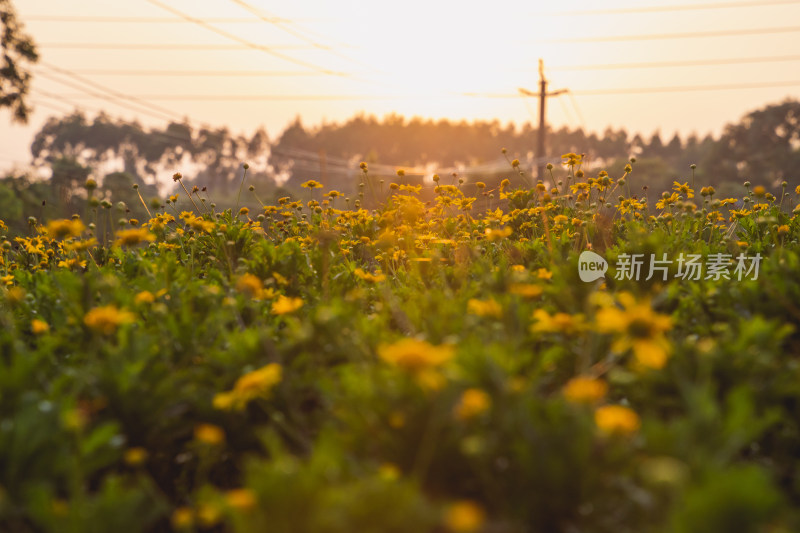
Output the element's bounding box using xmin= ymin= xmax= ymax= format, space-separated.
xmin=520 ymin=59 xmax=567 ymax=181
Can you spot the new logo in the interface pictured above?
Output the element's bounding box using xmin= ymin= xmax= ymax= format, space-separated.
xmin=578 ymin=251 xmax=608 ymax=282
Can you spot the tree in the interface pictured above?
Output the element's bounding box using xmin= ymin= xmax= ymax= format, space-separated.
xmin=1 ymin=0 xmax=38 ymax=123
xmin=706 ymin=99 xmax=800 ymax=186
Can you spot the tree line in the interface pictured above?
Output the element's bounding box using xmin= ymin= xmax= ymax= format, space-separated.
xmin=2 ymin=99 xmax=798 ymax=232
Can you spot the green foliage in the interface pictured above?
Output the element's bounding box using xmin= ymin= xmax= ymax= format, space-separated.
xmin=1 ymin=156 xmax=800 ymax=532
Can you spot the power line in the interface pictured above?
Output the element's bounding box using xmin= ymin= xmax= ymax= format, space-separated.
xmin=549 ymin=25 xmax=800 ymax=43
xmin=541 ymin=0 xmax=800 ymax=16
xmin=227 ymin=0 xmax=376 ymax=71
xmin=36 ymin=63 xmax=182 ymax=122
xmin=144 ymin=0 xmax=348 ymax=76
xmin=55 ymin=68 xmax=325 ymax=77
xmin=50 ymin=77 xmax=800 ymax=101
xmin=228 ymin=0 xmax=334 ymax=50
xmin=566 ymin=91 xmax=587 ymax=131
xmin=466 ymin=79 xmax=800 ymax=98
xmin=38 ymin=42 xmax=335 ymax=51
xmin=572 ymin=80 xmax=800 ymax=95
xmin=32 ymin=89 xmax=107 ymax=115
xmin=39 ymin=62 xmax=183 ymax=121
xmin=53 ymin=93 xmax=419 ymax=101
xmin=25 ymin=15 xmax=295 ymax=23
xmin=29 ymin=97 xmax=74 ymax=114
xmin=549 ymin=54 xmax=800 ymax=71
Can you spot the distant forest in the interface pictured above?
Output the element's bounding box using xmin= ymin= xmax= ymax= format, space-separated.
xmin=1 ymin=99 xmax=798 ymax=229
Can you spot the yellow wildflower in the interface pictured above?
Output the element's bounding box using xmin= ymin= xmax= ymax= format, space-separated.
xmin=134 ymin=291 xmax=155 ymax=304
xmin=454 ymin=388 xmax=491 ymax=420
xmin=672 ymin=181 xmax=695 ymax=199
xmin=300 ymin=180 xmax=323 ymax=189
xmin=444 ymin=501 xmax=486 ymax=533
xmin=531 ymin=309 xmax=585 ymax=334
xmin=467 ymin=298 xmax=503 ymax=318
xmin=509 ymin=283 xmax=543 ymax=298
xmin=484 ymin=226 xmax=512 ymax=241
xmin=46 ymin=218 xmax=85 ymax=239
xmin=378 ymin=338 xmax=454 ymax=373
xmin=31 ymin=319 xmax=50 ymax=335
xmin=563 ymin=376 xmax=608 ymax=404
xmin=236 ymin=273 xmax=265 ymax=299
xmin=194 ymin=423 xmax=225 ymax=445
xmin=123 ymin=447 xmax=148 ymax=466
xmin=594 ymin=293 xmax=672 ymax=369
xmin=114 ymin=228 xmax=155 ymax=247
xmin=354 ymin=268 xmax=386 ymax=283
xmin=171 ymin=507 xmax=194 ymax=529
xmin=83 ymin=305 xmax=135 ymax=335
xmin=213 ymin=363 xmax=282 ymax=411
xmin=271 ymin=295 xmax=303 ymax=315
xmin=225 ymin=489 xmax=257 ymax=511
xmin=594 ymin=405 xmax=640 ymax=435
xmin=196 ymin=502 xmax=222 ymax=527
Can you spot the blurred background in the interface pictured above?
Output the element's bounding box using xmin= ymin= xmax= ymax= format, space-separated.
xmin=1 ymin=0 xmax=799 ymax=225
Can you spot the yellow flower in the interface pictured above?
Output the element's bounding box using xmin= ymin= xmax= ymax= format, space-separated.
xmin=444 ymin=500 xmax=486 ymax=533
xmin=378 ymin=338 xmax=454 ymax=373
xmin=194 ymin=423 xmax=225 ymax=445
xmin=531 ymin=309 xmax=585 ymax=334
xmin=213 ymin=363 xmax=282 ymax=411
xmin=353 ymin=268 xmax=386 ymax=283
xmin=225 ymin=488 xmax=257 ymax=511
xmin=563 ymin=376 xmax=608 ymax=404
xmin=467 ymin=298 xmax=503 ymax=318
xmin=454 ymin=388 xmax=491 ymax=420
xmin=536 ymin=268 xmax=553 ymax=280
xmin=83 ymin=305 xmax=135 ymax=335
xmin=672 ymin=181 xmax=695 ymax=199
xmin=46 ymin=218 xmax=85 ymax=239
xmin=271 ymin=295 xmax=303 ymax=315
xmin=123 ymin=447 xmax=148 ymax=466
xmin=778 ymin=224 xmax=790 ymax=235
xmin=236 ymin=273 xmax=265 ymax=299
xmin=31 ymin=319 xmax=50 ymax=335
xmin=171 ymin=507 xmax=194 ymax=529
xmin=300 ymin=180 xmax=323 ymax=189
xmin=594 ymin=405 xmax=640 ymax=435
xmin=186 ymin=215 xmax=215 ymax=233
xmin=484 ymin=226 xmax=512 ymax=241
xmin=509 ymin=283 xmax=543 ymax=298
xmin=594 ymin=293 xmax=672 ymax=369
xmin=134 ymin=291 xmax=155 ymax=304
xmin=196 ymin=502 xmax=222 ymax=527
xmin=114 ymin=228 xmax=156 ymax=247
xmin=57 ymin=258 xmax=87 ymax=269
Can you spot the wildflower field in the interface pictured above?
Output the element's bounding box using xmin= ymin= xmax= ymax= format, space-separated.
xmin=2 ymin=154 xmax=800 ymax=533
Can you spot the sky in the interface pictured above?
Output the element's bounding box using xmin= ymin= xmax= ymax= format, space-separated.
xmin=2 ymin=0 xmax=800 ymax=173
